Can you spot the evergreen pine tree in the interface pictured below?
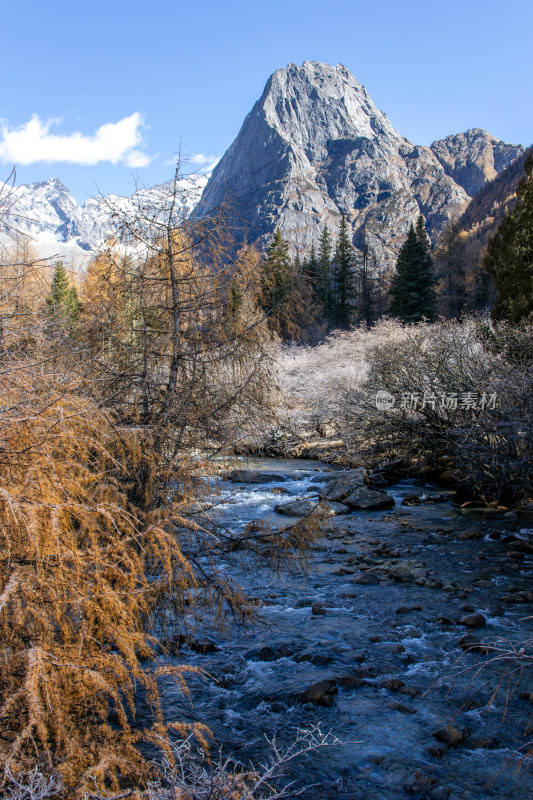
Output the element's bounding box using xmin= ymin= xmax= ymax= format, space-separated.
xmin=259 ymin=228 xmax=292 ymax=312
xmin=389 ymin=219 xmax=437 ymax=323
xmin=484 ymin=153 xmax=533 ymax=323
xmin=259 ymin=228 xmax=299 ymax=338
xmin=332 ymin=214 xmax=357 ymax=328
xmin=317 ymin=225 xmax=333 ymax=323
xmin=356 ymin=229 xmax=375 ymax=326
xmin=46 ymin=261 xmax=81 ymax=329
xmin=66 ymin=285 xmax=81 ymax=323
xmin=415 ymin=213 xmax=431 ymax=255
xmin=302 ymin=245 xmax=318 ymax=284
xmin=47 ymin=261 xmax=70 ymax=308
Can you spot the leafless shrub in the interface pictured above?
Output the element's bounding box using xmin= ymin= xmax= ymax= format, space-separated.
xmin=431 ymin=632 xmax=533 ymax=778
xmin=143 ymin=726 xmax=343 ymax=800
xmin=2 ymin=766 xmax=62 ymax=800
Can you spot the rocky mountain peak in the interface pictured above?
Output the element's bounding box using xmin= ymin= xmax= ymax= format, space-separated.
xmin=195 ymin=62 xmax=524 ymax=270
xmin=260 ymin=61 xmax=404 ymax=158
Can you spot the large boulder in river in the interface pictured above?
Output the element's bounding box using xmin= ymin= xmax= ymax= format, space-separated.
xmin=343 ymin=487 xmax=395 ymax=510
xmin=319 ymin=468 xmax=367 ymax=502
xmin=275 ymin=499 xmax=320 ymax=516
xmin=224 ymin=469 xmax=288 ymax=483
xmin=388 ymin=561 xmax=428 ymax=583
xmin=275 ymin=499 xmax=350 ymax=516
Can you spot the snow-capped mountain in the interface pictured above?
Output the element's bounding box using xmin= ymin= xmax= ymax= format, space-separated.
xmin=0 ymin=173 xmax=209 ymax=269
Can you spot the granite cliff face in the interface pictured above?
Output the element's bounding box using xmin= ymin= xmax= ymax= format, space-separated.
xmin=195 ymin=62 xmax=524 ymax=270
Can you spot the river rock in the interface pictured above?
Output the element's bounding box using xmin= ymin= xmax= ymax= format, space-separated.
xmin=299 ymin=678 xmax=338 ymax=706
xmin=460 ymin=613 xmax=486 ymax=628
xmin=343 ymin=487 xmax=395 ymax=510
xmin=295 ymin=651 xmax=331 ymax=666
xmin=319 ymin=468 xmax=367 ymax=502
xmin=432 ymin=725 xmax=464 ymax=746
xmin=245 ymin=644 xmax=294 ymax=661
xmin=225 ymin=469 xmax=288 ymax=483
xmin=458 ymin=634 xmax=485 ymax=652
xmin=503 ymin=535 xmax=533 ymax=554
xmin=275 ymin=499 xmax=350 ymax=516
xmin=383 ymin=678 xmax=405 ymax=691
xmin=353 ymin=573 xmax=379 ymax=585
xmin=369 ymin=457 xmax=407 ymax=487
xmin=438 ymin=468 xmax=462 ymax=485
xmin=327 ymin=501 xmax=351 ymax=515
xmin=467 ymin=736 xmax=499 ymax=749
xmin=274 ymin=499 xmax=320 ymax=516
xmin=404 ymin=771 xmax=436 ymax=794
xmin=402 ymin=494 xmax=422 ymax=506
xmin=388 ymin=561 xmax=428 ymax=583
xmin=502 ymin=590 xmax=533 ymax=603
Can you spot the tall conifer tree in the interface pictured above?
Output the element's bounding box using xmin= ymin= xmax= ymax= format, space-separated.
xmin=332 ymin=214 xmax=356 ymax=328
xmin=46 ymin=261 xmax=81 ymax=329
xmin=318 ymin=225 xmax=333 ymax=323
xmin=259 ymin=228 xmax=292 ymax=313
xmin=389 ymin=218 xmax=437 ymax=322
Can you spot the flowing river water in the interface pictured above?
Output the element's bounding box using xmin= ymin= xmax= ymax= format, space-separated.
xmin=152 ymin=458 xmax=533 ymax=799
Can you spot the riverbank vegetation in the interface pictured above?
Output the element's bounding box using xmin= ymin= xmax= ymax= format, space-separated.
xmin=275 ymin=317 xmax=533 ymax=505
xmin=0 ymin=174 xmax=323 ymax=797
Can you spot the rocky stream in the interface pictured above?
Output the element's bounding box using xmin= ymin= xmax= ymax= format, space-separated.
xmin=152 ymin=458 xmax=533 ymax=799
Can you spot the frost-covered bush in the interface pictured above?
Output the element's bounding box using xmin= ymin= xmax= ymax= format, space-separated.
xmin=276 ymin=317 xmax=533 ymax=504
xmin=274 ymin=319 xmax=405 ymax=434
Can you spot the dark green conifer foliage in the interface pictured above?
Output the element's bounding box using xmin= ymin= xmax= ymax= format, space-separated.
xmin=303 ymin=244 xmax=318 ymax=283
xmin=484 ymin=154 xmax=533 ymax=323
xmin=389 ymin=217 xmax=437 ymax=322
xmin=356 ymin=231 xmax=375 ymax=326
xmin=259 ymin=228 xmax=292 ymax=312
xmin=332 ymin=214 xmax=356 ymax=328
xmin=47 ymin=261 xmax=70 ymax=307
xmin=318 ymin=225 xmax=333 ymax=323
xmin=46 ymin=261 xmax=81 ymax=329
xmin=66 ymin=285 xmax=81 ymax=323
xmin=228 ymin=279 xmax=242 ymax=317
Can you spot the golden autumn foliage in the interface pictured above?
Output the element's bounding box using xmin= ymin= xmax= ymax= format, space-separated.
xmin=0 ymin=345 xmax=211 ymax=790
xmin=0 ymin=173 xmax=320 ymax=796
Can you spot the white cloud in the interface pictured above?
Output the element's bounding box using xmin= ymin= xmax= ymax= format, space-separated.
xmin=188 ymin=153 xmax=221 ymax=172
xmin=0 ymin=113 xmax=154 ymax=167
xmin=124 ymin=149 xmax=153 ymax=168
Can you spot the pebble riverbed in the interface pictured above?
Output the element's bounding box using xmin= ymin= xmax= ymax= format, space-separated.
xmin=150 ymin=458 xmax=533 ymax=799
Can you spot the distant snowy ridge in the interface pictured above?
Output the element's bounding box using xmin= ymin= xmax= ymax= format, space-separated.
xmin=0 ymin=173 xmax=209 ymax=270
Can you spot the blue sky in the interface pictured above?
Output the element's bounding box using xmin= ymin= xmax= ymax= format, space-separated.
xmin=1 ymin=0 xmax=531 ymax=203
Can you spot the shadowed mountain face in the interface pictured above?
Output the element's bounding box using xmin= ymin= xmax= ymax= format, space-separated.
xmin=194 ymin=61 xmax=524 ymax=270
xmin=430 ymin=129 xmax=524 ymax=198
